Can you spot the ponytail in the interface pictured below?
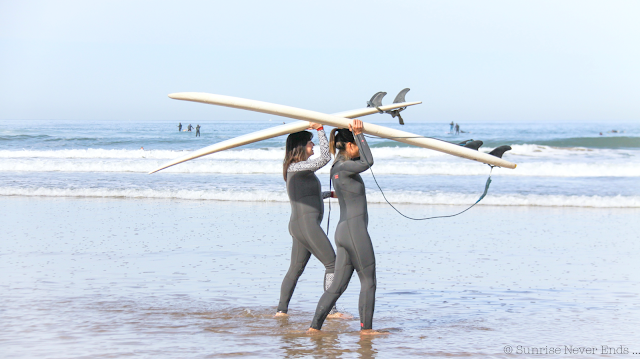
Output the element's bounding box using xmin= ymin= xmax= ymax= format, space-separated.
xmin=329 ymin=128 xmax=355 ymax=162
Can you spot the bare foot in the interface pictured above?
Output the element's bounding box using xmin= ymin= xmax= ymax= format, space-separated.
xmin=360 ymin=329 xmax=389 ymax=336
xmin=326 ymin=312 xmax=353 ymax=319
xmin=306 ymin=327 xmax=322 ymax=335
xmin=274 ymin=312 xmax=288 ymax=317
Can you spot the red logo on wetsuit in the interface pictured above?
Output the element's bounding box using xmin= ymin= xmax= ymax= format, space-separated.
xmin=334 ymin=175 xmax=339 ymax=179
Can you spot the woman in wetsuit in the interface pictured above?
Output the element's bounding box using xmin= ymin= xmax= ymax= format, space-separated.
xmin=307 ymin=119 xmax=383 ymax=335
xmin=276 ymin=122 xmax=341 ymax=317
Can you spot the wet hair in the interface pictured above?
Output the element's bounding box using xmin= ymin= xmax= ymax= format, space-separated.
xmin=283 ymin=131 xmax=313 ymax=181
xmin=329 ymin=128 xmax=355 ymax=162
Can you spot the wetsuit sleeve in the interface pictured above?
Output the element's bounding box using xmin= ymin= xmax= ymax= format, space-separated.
xmin=337 ymin=133 xmax=374 ymax=174
xmin=287 ymin=129 xmax=331 ymax=173
xmin=321 ymin=191 xmax=332 ymax=199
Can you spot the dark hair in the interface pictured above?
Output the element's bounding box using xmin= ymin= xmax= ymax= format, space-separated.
xmin=329 ymin=128 xmax=355 ymax=162
xmin=283 ymin=131 xmax=313 ymax=181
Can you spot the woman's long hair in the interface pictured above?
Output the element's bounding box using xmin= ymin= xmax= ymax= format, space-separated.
xmin=329 ymin=128 xmax=355 ymax=163
xmin=283 ymin=131 xmax=313 ymax=181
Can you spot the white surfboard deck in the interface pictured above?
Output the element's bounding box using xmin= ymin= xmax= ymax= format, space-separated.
xmin=149 ymin=99 xmax=420 ymax=174
xmin=149 ymin=93 xmax=517 ymax=174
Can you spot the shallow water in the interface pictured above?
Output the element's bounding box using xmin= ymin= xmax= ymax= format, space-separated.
xmin=1 ymin=197 xmax=639 ymax=358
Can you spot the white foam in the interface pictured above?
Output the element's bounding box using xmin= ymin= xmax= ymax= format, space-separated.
xmin=1 ymin=145 xmax=638 ymax=161
xmin=365 ymin=191 xmax=640 ymax=208
xmin=0 ymin=148 xmax=286 ymax=160
xmin=1 ymin=157 xmax=638 ymax=177
xmin=0 ymin=187 xmax=290 ymax=202
xmin=1 ymin=187 xmax=638 ymax=208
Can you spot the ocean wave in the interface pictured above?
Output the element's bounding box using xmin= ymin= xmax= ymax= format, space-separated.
xmin=1 ymin=158 xmax=638 ymax=177
xmin=1 ymin=187 xmax=638 ymax=208
xmin=522 ymin=136 xmax=640 ymax=149
xmin=366 ymin=191 xmax=640 ymax=208
xmin=1 ymin=144 xmax=638 ymax=161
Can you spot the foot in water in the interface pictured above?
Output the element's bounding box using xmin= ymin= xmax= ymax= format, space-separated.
xmin=274 ymin=311 xmax=289 ymax=317
xmin=306 ymin=327 xmax=322 ymax=335
xmin=360 ymin=329 xmax=389 ymax=336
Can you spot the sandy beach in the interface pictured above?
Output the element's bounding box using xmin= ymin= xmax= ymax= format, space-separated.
xmin=2 ymin=196 xmax=638 ymax=358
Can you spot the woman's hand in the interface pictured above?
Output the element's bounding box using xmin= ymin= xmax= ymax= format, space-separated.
xmin=349 ymin=119 xmax=363 ymax=135
xmin=308 ymin=122 xmax=323 ymax=130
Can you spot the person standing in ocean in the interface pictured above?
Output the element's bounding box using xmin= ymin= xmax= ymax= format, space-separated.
xmin=195 ymin=124 xmax=201 ymax=137
xmin=187 ymin=124 xmax=193 ymax=132
xmin=450 ymin=121 xmax=454 ymax=133
xmin=276 ymin=122 xmax=345 ymax=318
xmin=307 ymin=119 xmax=385 ymax=335
xmin=178 ymin=123 xmax=182 ymax=132
xmin=455 ymin=123 xmax=460 ymax=135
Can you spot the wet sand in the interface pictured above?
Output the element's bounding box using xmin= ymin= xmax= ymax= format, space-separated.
xmin=1 ymin=197 xmax=639 ymax=358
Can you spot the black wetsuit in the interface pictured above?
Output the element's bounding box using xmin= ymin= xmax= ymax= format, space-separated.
xmin=178 ymin=123 xmax=182 ymax=131
xmin=310 ymin=133 xmax=376 ymax=330
xmin=195 ymin=125 xmax=201 ymax=137
xmin=277 ymin=129 xmax=337 ymax=313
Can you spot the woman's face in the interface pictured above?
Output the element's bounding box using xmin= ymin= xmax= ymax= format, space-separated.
xmin=305 ymin=140 xmax=315 ymax=157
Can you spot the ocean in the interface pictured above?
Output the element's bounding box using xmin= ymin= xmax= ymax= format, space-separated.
xmin=1 ymin=119 xmax=639 ymax=208
xmin=1 ymin=119 xmax=639 ymax=358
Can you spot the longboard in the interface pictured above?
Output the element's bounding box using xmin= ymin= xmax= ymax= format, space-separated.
xmin=149 ymin=93 xmax=517 ymax=174
xmin=149 ymin=99 xmax=422 ymax=174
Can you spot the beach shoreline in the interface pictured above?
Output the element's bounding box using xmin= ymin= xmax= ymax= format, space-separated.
xmin=2 ymin=196 xmax=638 ymax=358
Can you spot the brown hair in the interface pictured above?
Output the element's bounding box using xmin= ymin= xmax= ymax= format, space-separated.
xmin=329 ymin=128 xmax=355 ymax=163
xmin=283 ymin=131 xmax=313 ymax=181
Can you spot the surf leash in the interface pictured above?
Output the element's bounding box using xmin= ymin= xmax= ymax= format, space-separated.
xmin=359 ymin=135 xmax=495 ymax=220
xmin=325 ymin=134 xmax=499 ymax=226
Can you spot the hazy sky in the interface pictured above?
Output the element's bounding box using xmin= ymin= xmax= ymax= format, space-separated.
xmin=1 ymin=0 xmax=638 ymax=122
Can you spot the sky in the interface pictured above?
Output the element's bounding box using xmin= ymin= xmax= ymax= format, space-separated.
xmin=0 ymin=0 xmax=639 ymax=123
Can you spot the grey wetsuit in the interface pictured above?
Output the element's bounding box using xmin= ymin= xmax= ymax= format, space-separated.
xmin=310 ymin=133 xmax=376 ymax=330
xmin=277 ymin=129 xmax=337 ymax=313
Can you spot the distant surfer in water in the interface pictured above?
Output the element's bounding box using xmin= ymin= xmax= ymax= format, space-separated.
xmin=455 ymin=123 xmax=460 ymax=135
xmin=308 ymin=119 xmax=385 ymax=335
xmin=187 ymin=124 xmax=193 ymax=132
xmin=450 ymin=121 xmax=454 ymax=133
xmin=195 ymin=124 xmax=201 ymax=137
xmin=276 ymin=122 xmax=344 ymax=318
xmin=178 ymin=123 xmax=182 ymax=132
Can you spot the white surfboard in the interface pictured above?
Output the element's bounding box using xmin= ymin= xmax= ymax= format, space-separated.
xmin=149 ymin=93 xmax=516 ymax=174
xmin=149 ymin=100 xmax=422 ymax=174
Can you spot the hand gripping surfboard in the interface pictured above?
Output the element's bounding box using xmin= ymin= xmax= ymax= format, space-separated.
xmin=149 ymin=93 xmax=517 ymax=174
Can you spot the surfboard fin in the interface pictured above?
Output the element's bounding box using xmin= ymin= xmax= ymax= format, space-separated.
xmin=367 ymin=92 xmax=387 ymax=111
xmin=392 ymin=88 xmax=410 ymax=104
xmin=489 ymin=145 xmax=512 ymax=158
xmin=463 ymin=140 xmax=483 ymax=151
xmin=384 ymin=88 xmax=410 ymax=125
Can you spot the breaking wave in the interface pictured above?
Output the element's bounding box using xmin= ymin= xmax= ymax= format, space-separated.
xmin=1 ymin=187 xmax=638 ymax=208
xmin=0 ymin=158 xmax=638 ymax=177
